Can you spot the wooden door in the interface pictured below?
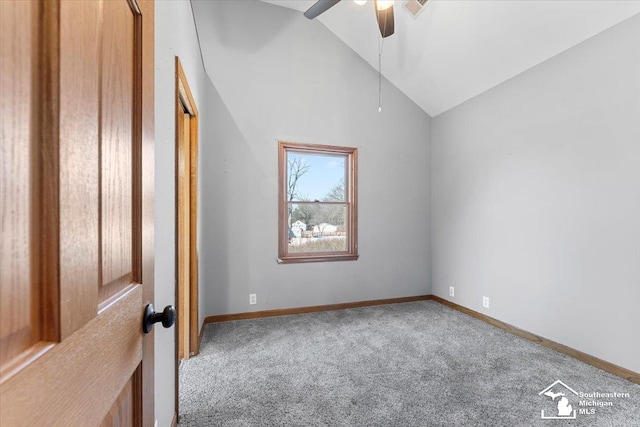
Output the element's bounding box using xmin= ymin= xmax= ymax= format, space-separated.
xmin=177 ymin=108 xmax=191 ymax=360
xmin=176 ymin=58 xmax=199 ymax=361
xmin=0 ymin=0 xmax=155 ymax=426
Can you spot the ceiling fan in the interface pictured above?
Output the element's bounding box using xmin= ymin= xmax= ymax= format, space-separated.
xmin=304 ymin=0 xmax=395 ymax=38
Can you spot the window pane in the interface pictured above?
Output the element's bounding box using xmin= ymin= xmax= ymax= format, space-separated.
xmin=286 ymin=152 xmax=346 ymax=202
xmin=288 ymin=203 xmax=347 ymax=253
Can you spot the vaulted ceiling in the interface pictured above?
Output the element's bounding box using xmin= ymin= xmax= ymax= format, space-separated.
xmin=263 ymin=0 xmax=640 ymax=116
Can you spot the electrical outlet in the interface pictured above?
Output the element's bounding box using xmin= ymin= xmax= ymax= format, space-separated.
xmin=483 ymin=296 xmax=490 ymax=308
xmin=249 ymin=293 xmax=257 ymax=305
xmin=449 ymin=286 xmax=455 ymax=297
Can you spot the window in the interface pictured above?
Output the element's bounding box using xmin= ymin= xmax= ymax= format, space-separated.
xmin=278 ymin=141 xmax=358 ymax=263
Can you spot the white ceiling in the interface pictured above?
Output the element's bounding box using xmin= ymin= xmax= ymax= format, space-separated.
xmin=263 ymin=0 xmax=640 ymax=116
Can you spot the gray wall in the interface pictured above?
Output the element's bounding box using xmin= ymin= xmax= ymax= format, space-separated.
xmin=192 ymin=0 xmax=432 ymax=316
xmin=155 ymin=1 xmax=212 ymax=425
xmin=431 ymin=15 xmax=640 ymax=373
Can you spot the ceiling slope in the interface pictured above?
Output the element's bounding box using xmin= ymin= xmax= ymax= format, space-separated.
xmin=263 ymin=1 xmax=640 ymax=116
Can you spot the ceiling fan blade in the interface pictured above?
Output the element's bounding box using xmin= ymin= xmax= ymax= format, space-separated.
xmin=374 ymin=1 xmax=395 ymax=38
xmin=304 ymin=0 xmax=341 ymax=19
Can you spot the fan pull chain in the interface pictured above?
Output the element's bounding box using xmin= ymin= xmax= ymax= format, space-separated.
xmin=378 ymin=36 xmax=384 ymax=113
xmin=378 ymin=50 xmax=381 ymax=112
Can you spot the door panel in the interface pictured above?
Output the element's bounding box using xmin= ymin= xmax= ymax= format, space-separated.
xmin=0 ymin=287 xmax=142 ymax=426
xmin=101 ymin=376 xmax=135 ymax=427
xmin=100 ymin=0 xmax=135 ymax=304
xmin=59 ymin=0 xmax=100 ymax=339
xmin=0 ymin=0 xmax=155 ymax=425
xmin=0 ymin=0 xmax=43 ymax=371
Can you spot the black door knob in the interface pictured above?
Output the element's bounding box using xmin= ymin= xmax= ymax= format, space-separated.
xmin=143 ymin=304 xmax=176 ymax=333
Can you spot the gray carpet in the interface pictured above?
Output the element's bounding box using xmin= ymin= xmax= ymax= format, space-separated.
xmin=179 ymin=301 xmax=640 ymax=426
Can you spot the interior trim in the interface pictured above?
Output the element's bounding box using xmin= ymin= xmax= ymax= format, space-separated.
xmin=430 ymin=295 xmax=640 ymax=385
xmin=203 ymin=295 xmax=432 ymax=324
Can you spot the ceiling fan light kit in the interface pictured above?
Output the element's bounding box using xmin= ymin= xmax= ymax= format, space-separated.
xmin=374 ymin=0 xmax=395 ymax=38
xmin=304 ymin=0 xmax=395 ymax=38
xmin=376 ymin=0 xmax=394 ymax=11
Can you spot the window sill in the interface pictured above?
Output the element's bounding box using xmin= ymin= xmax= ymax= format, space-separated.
xmin=277 ymin=254 xmax=359 ymax=264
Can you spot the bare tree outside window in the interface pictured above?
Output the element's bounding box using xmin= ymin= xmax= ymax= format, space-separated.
xmin=287 ymin=156 xmax=310 ymax=225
